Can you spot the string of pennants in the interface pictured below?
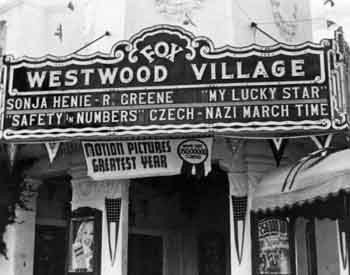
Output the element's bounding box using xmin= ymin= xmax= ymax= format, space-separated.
xmin=268 ymin=134 xmax=335 ymax=167
xmin=0 ymin=135 xmax=345 ymax=267
xmin=0 ymin=141 xmax=80 ymax=170
xmin=0 ymin=134 xmax=339 ymax=172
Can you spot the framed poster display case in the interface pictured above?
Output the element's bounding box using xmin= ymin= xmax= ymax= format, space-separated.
xmin=66 ymin=207 xmax=102 ymax=275
xmin=251 ymin=214 xmax=296 ymax=275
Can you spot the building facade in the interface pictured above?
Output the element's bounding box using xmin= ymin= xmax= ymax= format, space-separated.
xmin=0 ymin=1 xmax=349 ymax=275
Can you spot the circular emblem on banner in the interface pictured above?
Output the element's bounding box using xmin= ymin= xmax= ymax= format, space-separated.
xmin=177 ymin=139 xmax=208 ymax=164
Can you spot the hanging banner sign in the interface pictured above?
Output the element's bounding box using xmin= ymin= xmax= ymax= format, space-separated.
xmin=257 ymin=218 xmax=292 ymax=275
xmin=1 ymin=25 xmax=347 ymax=140
xmin=82 ymin=137 xmax=212 ymax=180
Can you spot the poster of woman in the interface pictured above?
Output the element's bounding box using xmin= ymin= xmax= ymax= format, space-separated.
xmin=69 ymin=218 xmax=95 ymax=273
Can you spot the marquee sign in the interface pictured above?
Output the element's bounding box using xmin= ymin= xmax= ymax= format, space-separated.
xmin=1 ymin=25 xmax=347 ymax=140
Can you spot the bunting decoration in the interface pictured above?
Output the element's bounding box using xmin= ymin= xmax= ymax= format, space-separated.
xmin=346 ymin=133 xmax=350 ymax=147
xmin=227 ymin=138 xmax=244 ymax=157
xmin=44 ymin=142 xmax=61 ymax=163
xmin=7 ymin=143 xmax=17 ymax=171
xmin=338 ymin=193 xmax=350 ymax=271
xmin=327 ymin=19 xmax=337 ymax=28
xmin=231 ymin=196 xmax=248 ymax=265
xmin=105 ymin=198 xmax=122 ymax=266
xmin=268 ymin=138 xmax=288 ymax=167
xmin=311 ymin=134 xmax=333 ymax=149
xmin=338 ymin=219 xmax=348 ymax=270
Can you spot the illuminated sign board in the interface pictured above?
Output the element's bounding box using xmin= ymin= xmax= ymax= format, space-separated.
xmin=1 ymin=25 xmax=346 ymax=140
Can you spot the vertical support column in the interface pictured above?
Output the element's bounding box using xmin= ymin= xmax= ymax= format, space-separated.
xmin=337 ymin=219 xmax=349 ymax=275
xmin=13 ymin=178 xmax=42 ymax=275
xmin=214 ymin=137 xmax=253 ymax=275
xmin=120 ymin=182 xmax=129 ymax=275
xmin=70 ymin=167 xmax=129 ymax=275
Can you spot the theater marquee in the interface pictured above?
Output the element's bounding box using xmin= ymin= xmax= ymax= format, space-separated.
xmin=1 ymin=25 xmax=346 ymax=140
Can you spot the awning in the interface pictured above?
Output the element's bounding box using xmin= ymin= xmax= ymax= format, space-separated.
xmin=252 ymin=149 xmax=350 ymax=213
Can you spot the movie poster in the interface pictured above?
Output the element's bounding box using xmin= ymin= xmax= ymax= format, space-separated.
xmin=257 ymin=218 xmax=291 ymax=275
xmin=68 ymin=217 xmax=95 ymax=273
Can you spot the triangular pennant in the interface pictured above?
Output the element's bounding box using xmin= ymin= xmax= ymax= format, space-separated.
xmin=227 ymin=139 xmax=244 ymax=156
xmin=338 ymin=194 xmax=350 ymax=270
xmin=105 ymin=198 xmax=122 ymax=266
xmin=231 ymin=196 xmax=248 ymax=265
xmin=326 ymin=19 xmax=337 ymax=28
xmin=338 ymin=220 xmax=348 ymax=269
xmin=272 ymin=138 xmax=283 ymax=151
xmin=7 ymin=143 xmax=17 ymax=171
xmin=268 ymin=138 xmax=288 ymax=167
xmin=44 ymin=142 xmax=61 ymax=163
xmin=346 ymin=134 xmax=350 ymax=148
xmin=310 ymin=134 xmax=333 ymax=149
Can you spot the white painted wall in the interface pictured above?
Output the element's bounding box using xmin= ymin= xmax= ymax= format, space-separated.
xmin=232 ymin=0 xmax=312 ymax=46
xmin=13 ymin=204 xmax=37 ymax=275
xmin=1 ymin=0 xmax=312 ymax=59
xmin=0 ymin=0 xmax=125 ymax=57
xmin=0 ymin=225 xmax=15 ymax=275
xmin=0 ymin=2 xmax=47 ymax=57
xmin=0 ymin=180 xmax=41 ymax=275
xmin=124 ymin=0 xmax=312 ymax=46
xmin=0 ymin=2 xmax=316 ymax=275
xmin=124 ymin=0 xmax=234 ymax=46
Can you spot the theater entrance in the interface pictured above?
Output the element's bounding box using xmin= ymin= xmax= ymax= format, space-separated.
xmin=128 ymin=167 xmax=231 ymax=275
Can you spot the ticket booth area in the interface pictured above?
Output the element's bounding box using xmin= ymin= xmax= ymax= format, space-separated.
xmin=128 ymin=166 xmax=231 ymax=275
xmin=29 ymin=165 xmax=231 ymax=275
